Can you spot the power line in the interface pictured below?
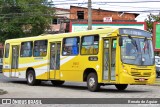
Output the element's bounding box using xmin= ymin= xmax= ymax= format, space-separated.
xmin=52 ymin=1 xmax=160 ymax=5
xmin=78 ymin=0 xmax=86 ymax=6
xmin=1 ymin=10 xmax=160 ymax=19
xmin=105 ymin=4 xmax=160 ymax=10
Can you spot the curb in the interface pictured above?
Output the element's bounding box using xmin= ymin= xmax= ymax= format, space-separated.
xmin=0 ymin=89 xmax=8 ymax=95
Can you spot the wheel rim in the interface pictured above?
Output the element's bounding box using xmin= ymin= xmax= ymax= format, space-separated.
xmin=28 ymin=73 xmax=33 ymax=83
xmin=89 ymin=77 xmax=95 ymax=88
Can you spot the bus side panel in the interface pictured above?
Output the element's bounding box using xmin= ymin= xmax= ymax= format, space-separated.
xmin=34 ymin=57 xmax=49 ymax=80
xmin=60 ymin=56 xmax=83 ymax=81
xmin=3 ymin=57 xmax=11 ymax=77
xmin=60 ymin=55 xmax=100 ymax=82
xmin=18 ymin=57 xmax=49 ymax=80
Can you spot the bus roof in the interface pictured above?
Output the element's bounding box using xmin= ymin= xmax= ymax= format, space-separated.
xmin=5 ymin=27 xmax=118 ymax=43
xmin=5 ymin=27 xmax=151 ymax=43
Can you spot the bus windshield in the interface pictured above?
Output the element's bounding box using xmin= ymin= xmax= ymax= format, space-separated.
xmin=121 ymin=36 xmax=154 ymax=66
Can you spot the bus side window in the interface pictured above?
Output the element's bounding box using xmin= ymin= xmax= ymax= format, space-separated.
xmin=20 ymin=41 xmax=33 ymax=57
xmin=34 ymin=40 xmax=47 ymax=57
xmin=5 ymin=43 xmax=10 ymax=58
xmin=62 ymin=37 xmax=79 ymax=56
xmin=81 ymin=35 xmax=99 ymax=55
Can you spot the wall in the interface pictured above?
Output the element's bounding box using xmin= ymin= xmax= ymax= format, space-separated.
xmin=55 ymin=8 xmax=70 ymax=19
xmin=70 ymin=6 xmax=137 ymax=21
xmin=70 ymin=22 xmax=146 ymax=32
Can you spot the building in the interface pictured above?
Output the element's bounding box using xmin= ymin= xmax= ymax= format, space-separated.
xmin=50 ymin=6 xmax=139 ymax=33
xmin=70 ymin=6 xmax=139 ymax=22
xmin=68 ymin=6 xmax=143 ymax=32
xmin=48 ymin=8 xmax=70 ymax=33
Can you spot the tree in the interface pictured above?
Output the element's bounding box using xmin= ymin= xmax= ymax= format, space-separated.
xmin=145 ymin=13 xmax=160 ymax=32
xmin=0 ymin=0 xmax=55 ymax=42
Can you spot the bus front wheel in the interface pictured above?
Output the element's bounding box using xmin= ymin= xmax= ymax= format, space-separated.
xmin=115 ymin=84 xmax=128 ymax=91
xmin=51 ymin=80 xmax=65 ymax=86
xmin=87 ymin=73 xmax=100 ymax=92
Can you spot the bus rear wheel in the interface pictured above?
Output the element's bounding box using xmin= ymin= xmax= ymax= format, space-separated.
xmin=51 ymin=80 xmax=65 ymax=86
xmin=115 ymin=84 xmax=128 ymax=91
xmin=87 ymin=73 xmax=100 ymax=92
xmin=27 ymin=70 xmax=40 ymax=85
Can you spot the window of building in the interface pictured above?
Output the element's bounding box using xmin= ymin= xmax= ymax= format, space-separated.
xmin=77 ymin=11 xmax=84 ymax=19
xmin=52 ymin=18 xmax=61 ymax=24
xmin=20 ymin=41 xmax=33 ymax=57
xmin=5 ymin=43 xmax=10 ymax=58
xmin=63 ymin=37 xmax=79 ymax=55
xmin=34 ymin=40 xmax=48 ymax=57
xmin=52 ymin=18 xmax=58 ymax=24
xmin=81 ymin=35 xmax=99 ymax=55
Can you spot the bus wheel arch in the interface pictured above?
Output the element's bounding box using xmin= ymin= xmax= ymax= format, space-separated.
xmin=26 ymin=67 xmax=41 ymax=85
xmin=83 ymin=68 xmax=97 ymax=82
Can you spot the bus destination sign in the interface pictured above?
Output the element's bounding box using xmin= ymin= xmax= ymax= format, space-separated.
xmin=119 ymin=28 xmax=151 ymax=37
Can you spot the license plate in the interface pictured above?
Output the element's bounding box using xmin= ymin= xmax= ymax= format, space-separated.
xmin=139 ymin=78 xmax=145 ymax=81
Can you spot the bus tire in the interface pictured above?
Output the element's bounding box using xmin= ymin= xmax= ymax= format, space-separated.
xmin=36 ymin=80 xmax=41 ymax=85
xmin=87 ymin=73 xmax=100 ymax=92
xmin=115 ymin=84 xmax=128 ymax=91
xmin=51 ymin=80 xmax=65 ymax=86
xmin=27 ymin=70 xmax=37 ymax=86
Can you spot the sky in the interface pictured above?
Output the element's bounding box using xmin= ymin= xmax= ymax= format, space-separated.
xmin=52 ymin=0 xmax=160 ymax=22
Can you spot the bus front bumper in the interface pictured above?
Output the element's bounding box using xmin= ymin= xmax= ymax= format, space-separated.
xmin=119 ymin=73 xmax=156 ymax=85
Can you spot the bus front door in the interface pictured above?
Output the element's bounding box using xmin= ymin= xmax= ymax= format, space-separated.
xmin=11 ymin=45 xmax=19 ymax=77
xmin=49 ymin=42 xmax=61 ymax=79
xmin=103 ymin=38 xmax=116 ymax=81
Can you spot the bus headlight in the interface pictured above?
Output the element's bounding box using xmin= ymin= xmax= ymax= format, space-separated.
xmin=123 ymin=69 xmax=127 ymax=73
xmin=123 ymin=68 xmax=129 ymax=74
xmin=122 ymin=64 xmax=129 ymax=74
xmin=123 ymin=69 xmax=130 ymax=75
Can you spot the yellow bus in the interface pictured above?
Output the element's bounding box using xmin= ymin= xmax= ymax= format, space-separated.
xmin=3 ymin=27 xmax=155 ymax=91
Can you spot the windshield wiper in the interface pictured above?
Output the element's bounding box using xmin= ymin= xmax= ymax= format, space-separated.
xmin=128 ymin=35 xmax=138 ymax=50
xmin=143 ymin=37 xmax=148 ymax=53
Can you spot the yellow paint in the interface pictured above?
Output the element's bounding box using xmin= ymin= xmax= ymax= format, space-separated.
xmin=36 ymin=72 xmax=48 ymax=80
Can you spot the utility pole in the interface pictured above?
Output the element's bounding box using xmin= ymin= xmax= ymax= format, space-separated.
xmin=88 ymin=0 xmax=92 ymax=30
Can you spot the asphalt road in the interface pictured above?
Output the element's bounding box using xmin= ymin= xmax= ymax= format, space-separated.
xmin=1 ymin=73 xmax=160 ymax=107
xmin=0 ymin=73 xmax=160 ymax=98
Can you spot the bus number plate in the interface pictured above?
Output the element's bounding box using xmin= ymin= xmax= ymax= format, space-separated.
xmin=139 ymin=78 xmax=145 ymax=81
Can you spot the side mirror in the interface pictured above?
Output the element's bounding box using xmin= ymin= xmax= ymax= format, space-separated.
xmin=119 ymin=37 xmax=123 ymax=46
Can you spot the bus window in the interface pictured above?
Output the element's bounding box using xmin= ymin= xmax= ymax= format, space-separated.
xmin=5 ymin=43 xmax=10 ymax=58
xmin=20 ymin=41 xmax=33 ymax=57
xmin=81 ymin=35 xmax=99 ymax=55
xmin=62 ymin=37 xmax=79 ymax=56
xmin=34 ymin=40 xmax=47 ymax=57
